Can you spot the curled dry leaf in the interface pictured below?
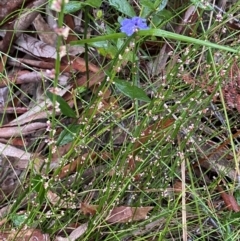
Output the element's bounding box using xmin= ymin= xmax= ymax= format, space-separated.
xmin=0 ymin=0 xmax=48 ymax=54
xmin=0 ymin=143 xmax=31 ymax=165
xmin=0 ymin=122 xmax=47 ymax=138
xmin=13 ymin=0 xmax=48 ymax=37
xmin=106 ymin=206 xmax=153 ymax=223
xmin=0 ymin=107 xmax=28 ymax=114
xmin=32 ymin=14 xmax=57 ymax=46
xmin=0 ymin=0 xmax=32 ymax=23
xmin=15 ymin=34 xmax=57 ymax=59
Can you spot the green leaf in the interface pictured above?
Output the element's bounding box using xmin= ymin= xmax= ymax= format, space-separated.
xmin=47 ymin=91 xmax=76 ymax=118
xmin=152 ymin=9 xmax=173 ymax=26
xmin=156 ymin=0 xmax=168 ymax=11
xmin=235 ymin=189 xmax=240 ymax=205
xmin=64 ymin=0 xmax=102 ymax=13
xmin=31 ymin=174 xmax=46 ymax=204
xmin=85 ymin=0 xmax=102 ymax=8
xmin=64 ymin=1 xmax=82 ymax=13
xmin=12 ymin=214 xmax=28 ymax=227
xmin=109 ymin=0 xmax=135 ymax=17
xmin=114 ymin=79 xmax=151 ymax=102
xmin=57 ymin=124 xmax=83 ymax=146
xmin=140 ymin=0 xmax=155 ymax=9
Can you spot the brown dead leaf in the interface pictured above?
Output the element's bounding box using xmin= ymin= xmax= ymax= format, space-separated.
xmin=47 ymin=190 xmax=77 ymax=209
xmin=15 ymin=34 xmax=57 ymax=59
xmin=0 ymin=106 xmax=28 ymax=114
xmin=0 ymin=55 xmax=7 ymax=73
xmin=0 ymin=69 xmax=69 ymax=87
xmin=55 ymin=223 xmax=88 ymax=241
xmin=77 ymin=69 xmax=105 ymax=88
xmin=128 ymin=118 xmax=174 ymax=172
xmin=58 ymin=152 xmax=98 ymax=179
xmin=33 ymin=14 xmax=57 ymax=46
xmin=80 ymin=202 xmax=98 ymax=216
xmin=0 ymin=0 xmax=32 ymax=24
xmin=0 ymin=142 xmax=31 ymax=165
xmin=61 ymin=56 xmax=100 ymax=73
xmin=106 ymin=206 xmax=153 ymax=223
xmin=134 ymin=118 xmax=175 ymax=152
xmin=131 ymin=206 xmax=154 ymax=221
xmin=64 ymin=15 xmax=78 ymax=43
xmin=0 ymin=0 xmax=48 ymax=54
xmin=0 ymin=228 xmax=50 ymax=241
xmin=173 ymin=181 xmax=183 ymax=193
xmin=0 ymin=137 xmax=26 ymax=146
xmin=0 ymin=122 xmax=47 ymax=138
xmin=218 ymin=186 xmax=240 ymax=212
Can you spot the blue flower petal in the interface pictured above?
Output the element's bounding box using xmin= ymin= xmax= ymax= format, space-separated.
xmin=120 ymin=17 xmax=149 ymax=36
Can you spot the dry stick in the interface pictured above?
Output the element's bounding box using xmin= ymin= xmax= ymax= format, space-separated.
xmin=178 ymin=135 xmax=187 ymax=241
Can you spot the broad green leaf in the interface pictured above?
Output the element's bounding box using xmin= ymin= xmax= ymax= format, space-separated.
xmin=155 ymin=0 xmax=168 ymax=11
xmin=89 ymin=41 xmax=118 ymax=58
xmin=57 ymin=124 xmax=83 ymax=146
xmin=12 ymin=214 xmax=28 ymax=227
xmin=64 ymin=0 xmax=102 ymax=13
xmin=47 ymin=91 xmax=76 ymax=118
xmin=31 ymin=174 xmax=46 ymax=204
xmin=114 ymin=79 xmax=151 ymax=102
xmin=140 ymin=0 xmax=168 ymax=13
xmin=64 ymin=1 xmax=82 ymax=13
xmin=152 ymin=9 xmax=173 ymax=26
xmin=109 ymin=0 xmax=135 ymax=17
xmin=85 ymin=0 xmax=102 ymax=8
xmin=140 ymin=0 xmax=155 ymax=9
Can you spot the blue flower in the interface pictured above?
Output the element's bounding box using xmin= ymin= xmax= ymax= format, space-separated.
xmin=120 ymin=17 xmax=149 ymax=36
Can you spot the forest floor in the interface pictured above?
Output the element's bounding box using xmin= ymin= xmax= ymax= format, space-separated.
xmin=1 ymin=0 xmax=240 ymax=240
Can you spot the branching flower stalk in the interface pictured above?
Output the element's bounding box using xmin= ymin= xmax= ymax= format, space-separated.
xmin=46 ymin=0 xmax=68 ymax=172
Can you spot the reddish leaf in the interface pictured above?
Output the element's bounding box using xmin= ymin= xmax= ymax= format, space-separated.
xmin=58 ymin=153 xmax=98 ymax=179
xmin=106 ymin=206 xmax=153 ymax=223
xmin=218 ymin=186 xmax=240 ymax=212
xmin=80 ymin=203 xmax=98 ymax=216
xmin=64 ymin=15 xmax=78 ymax=43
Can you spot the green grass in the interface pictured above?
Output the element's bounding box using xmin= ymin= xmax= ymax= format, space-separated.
xmin=1 ymin=0 xmax=240 ymax=240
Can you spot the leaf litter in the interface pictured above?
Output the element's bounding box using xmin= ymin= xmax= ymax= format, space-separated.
xmin=0 ymin=0 xmax=240 ymax=240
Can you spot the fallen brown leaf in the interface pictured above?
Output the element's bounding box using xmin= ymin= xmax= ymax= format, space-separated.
xmin=33 ymin=14 xmax=57 ymax=46
xmin=218 ymin=186 xmax=240 ymax=212
xmin=80 ymin=202 xmax=98 ymax=216
xmin=0 ymin=122 xmax=47 ymax=138
xmin=58 ymin=153 xmax=98 ymax=179
xmin=47 ymin=190 xmax=77 ymax=209
xmin=106 ymin=206 xmax=153 ymax=223
xmin=55 ymin=223 xmax=88 ymax=241
xmin=0 ymin=228 xmax=50 ymax=241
